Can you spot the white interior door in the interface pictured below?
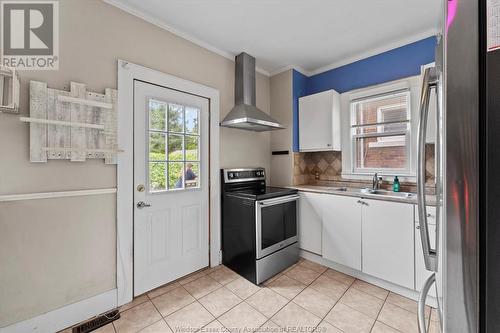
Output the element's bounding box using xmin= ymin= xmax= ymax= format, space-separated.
xmin=133 ymin=80 xmax=209 ymax=296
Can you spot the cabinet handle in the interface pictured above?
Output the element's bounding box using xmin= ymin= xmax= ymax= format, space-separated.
xmin=416 ymin=225 xmax=421 ymax=230
xmin=327 ymin=143 xmax=332 ymax=147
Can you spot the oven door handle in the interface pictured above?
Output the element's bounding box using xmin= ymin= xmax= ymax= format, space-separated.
xmin=258 ymin=195 xmax=300 ymax=207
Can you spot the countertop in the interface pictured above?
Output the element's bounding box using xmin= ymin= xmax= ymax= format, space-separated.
xmin=289 ymin=185 xmax=437 ymax=206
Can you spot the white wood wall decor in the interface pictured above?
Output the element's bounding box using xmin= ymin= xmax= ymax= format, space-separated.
xmin=24 ymin=81 xmax=119 ymax=164
xmin=0 ymin=66 xmax=20 ymax=113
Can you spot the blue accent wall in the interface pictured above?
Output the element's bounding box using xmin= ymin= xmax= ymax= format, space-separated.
xmin=292 ymin=36 xmax=437 ymax=152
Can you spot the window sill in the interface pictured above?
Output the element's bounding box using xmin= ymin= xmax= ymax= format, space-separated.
xmin=341 ymin=172 xmax=416 ymax=183
xmin=368 ymin=141 xmax=406 ymax=148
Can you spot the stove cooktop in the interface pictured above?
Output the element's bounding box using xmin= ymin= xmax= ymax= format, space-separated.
xmin=227 ymin=186 xmax=298 ymax=200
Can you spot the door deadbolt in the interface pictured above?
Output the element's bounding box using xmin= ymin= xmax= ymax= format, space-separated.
xmin=137 ymin=184 xmax=145 ymax=192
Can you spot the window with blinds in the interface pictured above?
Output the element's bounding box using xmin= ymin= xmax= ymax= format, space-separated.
xmin=350 ymin=90 xmax=411 ymax=173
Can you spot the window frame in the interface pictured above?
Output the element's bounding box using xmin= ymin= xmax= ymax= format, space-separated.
xmin=350 ymin=89 xmax=411 ymax=175
xmin=340 ymin=76 xmax=420 ymax=181
xmin=146 ymin=97 xmax=202 ymax=193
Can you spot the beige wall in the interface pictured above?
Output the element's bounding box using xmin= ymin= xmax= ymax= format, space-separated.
xmin=269 ymin=70 xmax=294 ymax=186
xmin=0 ymin=0 xmax=270 ymax=326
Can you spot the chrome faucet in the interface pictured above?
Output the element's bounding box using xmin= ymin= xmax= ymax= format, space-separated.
xmin=372 ymin=173 xmax=382 ymax=190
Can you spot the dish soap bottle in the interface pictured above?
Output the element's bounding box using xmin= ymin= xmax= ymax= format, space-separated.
xmin=393 ymin=176 xmax=400 ymax=192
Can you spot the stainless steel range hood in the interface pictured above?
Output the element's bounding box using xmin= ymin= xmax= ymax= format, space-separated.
xmin=221 ymin=52 xmax=284 ymax=132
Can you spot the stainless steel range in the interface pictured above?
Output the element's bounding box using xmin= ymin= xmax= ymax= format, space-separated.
xmin=220 ymin=168 xmax=299 ymax=284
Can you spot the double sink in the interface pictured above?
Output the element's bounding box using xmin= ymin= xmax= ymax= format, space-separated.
xmin=328 ymin=186 xmax=415 ymax=199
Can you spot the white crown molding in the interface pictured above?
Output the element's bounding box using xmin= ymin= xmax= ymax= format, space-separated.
xmin=306 ymin=29 xmax=439 ymax=77
xmin=103 ymin=0 xmax=271 ymax=76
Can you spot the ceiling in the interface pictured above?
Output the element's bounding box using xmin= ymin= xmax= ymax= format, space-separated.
xmin=105 ymin=0 xmax=442 ymax=76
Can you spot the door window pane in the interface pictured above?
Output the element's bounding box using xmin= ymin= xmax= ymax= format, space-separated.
xmin=168 ymin=162 xmax=184 ymax=189
xmin=149 ymin=132 xmax=166 ymax=160
xmin=168 ymin=134 xmax=184 ymax=161
xmin=149 ymin=100 xmax=166 ymax=131
xmin=168 ymin=104 xmax=184 ymax=133
xmin=185 ymin=162 xmax=199 ymax=188
xmin=185 ymin=107 xmax=199 ymax=134
xmin=147 ymin=98 xmax=201 ymax=192
xmin=185 ymin=135 xmax=199 ymax=161
xmin=149 ymin=162 xmax=167 ymax=191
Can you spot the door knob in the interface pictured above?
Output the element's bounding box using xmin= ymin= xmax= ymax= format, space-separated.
xmin=136 ymin=201 xmax=151 ymax=209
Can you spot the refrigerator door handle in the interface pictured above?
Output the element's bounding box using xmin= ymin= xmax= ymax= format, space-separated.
xmin=417 ymin=67 xmax=438 ymax=272
xmin=418 ymin=273 xmax=436 ymax=333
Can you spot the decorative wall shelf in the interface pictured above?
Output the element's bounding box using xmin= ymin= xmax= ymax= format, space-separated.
xmin=27 ymin=81 xmax=119 ymax=164
xmin=0 ymin=66 xmax=20 ymax=113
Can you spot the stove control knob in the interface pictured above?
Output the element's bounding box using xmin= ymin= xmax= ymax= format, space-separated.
xmin=228 ymin=172 xmax=234 ymax=179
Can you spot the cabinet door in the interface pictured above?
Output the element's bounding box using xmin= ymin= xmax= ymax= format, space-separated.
xmin=415 ymin=206 xmax=437 ymax=296
xmin=322 ymin=195 xmax=362 ymax=270
xmin=299 ymin=90 xmax=339 ymax=151
xmin=362 ymin=199 xmax=414 ymax=289
xmin=298 ymin=192 xmax=323 ymax=254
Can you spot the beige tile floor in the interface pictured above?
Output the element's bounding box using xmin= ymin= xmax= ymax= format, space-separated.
xmin=60 ymin=259 xmax=439 ymax=333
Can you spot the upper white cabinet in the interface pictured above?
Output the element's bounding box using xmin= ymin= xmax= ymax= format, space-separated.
xmin=322 ymin=195 xmax=362 ymax=270
xmin=299 ymin=90 xmax=341 ymax=151
xmin=298 ymin=192 xmax=323 ymax=255
xmin=361 ymin=199 xmax=415 ymax=289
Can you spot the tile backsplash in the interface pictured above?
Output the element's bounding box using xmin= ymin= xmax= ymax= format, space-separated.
xmin=293 ymin=144 xmax=436 ymax=194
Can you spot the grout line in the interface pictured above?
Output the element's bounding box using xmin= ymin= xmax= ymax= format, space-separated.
xmin=226 ymin=278 xmax=261 ymax=300
xmin=375 ymin=294 xmax=414 ymax=333
xmin=198 ymin=285 xmax=244 ymax=317
xmin=112 ymin=319 xmax=117 ymax=333
xmin=368 ymin=288 xmax=391 ymax=332
xmin=426 ymin=307 xmax=433 ymax=331
xmin=268 ymin=263 xmax=348 ymax=331
xmin=316 ymin=274 xmax=355 ymax=332
xmin=116 ymin=266 xmax=225 ymax=332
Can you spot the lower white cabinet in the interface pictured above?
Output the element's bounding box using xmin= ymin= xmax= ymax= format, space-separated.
xmin=298 ymin=192 xmax=323 ymax=255
xmin=415 ymin=206 xmax=437 ymax=296
xmin=361 ymin=199 xmax=415 ymax=289
xmin=322 ymin=195 xmax=362 ymax=270
xmin=297 ymin=191 xmax=421 ymax=292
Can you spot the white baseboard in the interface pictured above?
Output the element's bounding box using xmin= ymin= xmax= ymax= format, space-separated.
xmin=299 ymin=250 xmax=438 ymax=308
xmin=0 ymin=289 xmax=118 ymax=333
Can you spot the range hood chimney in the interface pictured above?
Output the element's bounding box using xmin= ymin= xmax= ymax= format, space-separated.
xmin=220 ymin=52 xmax=284 ymax=132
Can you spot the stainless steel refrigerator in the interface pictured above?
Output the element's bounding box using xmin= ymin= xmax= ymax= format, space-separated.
xmin=416 ymin=0 xmax=500 ymax=332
